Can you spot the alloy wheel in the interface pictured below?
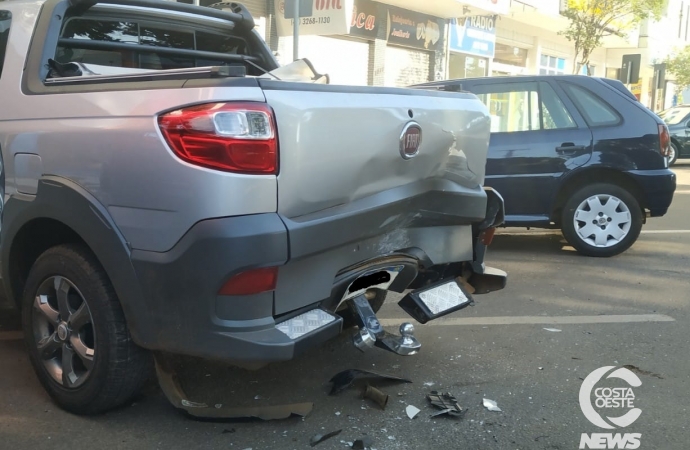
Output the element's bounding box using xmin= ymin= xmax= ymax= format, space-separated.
xmin=31 ymin=276 xmax=96 ymax=389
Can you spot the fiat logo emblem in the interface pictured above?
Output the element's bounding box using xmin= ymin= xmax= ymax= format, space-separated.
xmin=400 ymin=122 xmax=422 ymax=160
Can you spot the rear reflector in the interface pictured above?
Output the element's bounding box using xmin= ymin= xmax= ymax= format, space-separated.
xmin=479 ymin=227 xmax=496 ymax=245
xmin=158 ymin=102 xmax=278 ymax=174
xmin=658 ymin=124 xmax=671 ymax=157
xmin=219 ymin=267 xmax=278 ymax=296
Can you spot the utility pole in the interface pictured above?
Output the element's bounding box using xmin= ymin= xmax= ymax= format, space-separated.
xmin=293 ymin=0 xmax=300 ymax=60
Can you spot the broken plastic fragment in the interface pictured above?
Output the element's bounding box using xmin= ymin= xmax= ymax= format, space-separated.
xmin=154 ymin=356 xmax=313 ymax=421
xmin=181 ymin=399 xmax=208 ymax=408
xmin=363 ymin=385 xmax=389 ymax=410
xmin=427 ymin=391 xmax=464 ymax=418
xmin=543 ymin=328 xmax=562 ymax=332
xmin=329 ymin=369 xmax=412 ymax=395
xmin=406 ymin=405 xmax=420 ymax=419
xmin=483 ymin=398 xmax=502 ymax=412
xmin=351 ymin=437 xmax=374 ymax=450
xmin=310 ymin=429 xmax=342 ymax=447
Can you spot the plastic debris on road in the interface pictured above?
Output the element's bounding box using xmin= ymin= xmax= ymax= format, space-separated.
xmin=427 ymin=391 xmax=464 ymax=418
xmin=329 ymin=369 xmax=412 ymax=395
xmin=351 ymin=437 xmax=374 ymax=449
xmin=483 ymin=398 xmax=502 ymax=412
xmin=154 ymin=356 xmax=313 ymax=421
xmin=543 ymin=328 xmax=562 ymax=332
xmin=362 ymin=385 xmax=389 ymax=410
xmin=406 ymin=405 xmax=420 ymax=419
xmin=309 ymin=429 xmax=342 ymax=447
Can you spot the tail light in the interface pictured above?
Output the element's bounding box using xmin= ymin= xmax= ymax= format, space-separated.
xmin=658 ymin=124 xmax=671 ymax=157
xmin=158 ymin=102 xmax=278 ymax=174
xmin=218 ymin=267 xmax=278 ymax=296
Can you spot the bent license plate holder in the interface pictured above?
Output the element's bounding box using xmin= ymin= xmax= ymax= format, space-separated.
xmin=398 ymin=278 xmax=473 ymax=324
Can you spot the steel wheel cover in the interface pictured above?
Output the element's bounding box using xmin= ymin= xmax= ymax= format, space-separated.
xmin=573 ymin=194 xmax=632 ymax=248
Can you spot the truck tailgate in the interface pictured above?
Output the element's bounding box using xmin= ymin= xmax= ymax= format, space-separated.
xmin=258 ymin=81 xmax=491 ymax=219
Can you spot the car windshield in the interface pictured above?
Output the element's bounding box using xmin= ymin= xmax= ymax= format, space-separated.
xmin=658 ymin=107 xmax=690 ymax=125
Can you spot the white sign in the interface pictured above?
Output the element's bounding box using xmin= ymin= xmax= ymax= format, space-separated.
xmin=579 ymin=366 xmax=643 ymax=449
xmin=275 ymin=0 xmax=355 ymax=37
xmin=458 ymin=0 xmax=510 ymax=15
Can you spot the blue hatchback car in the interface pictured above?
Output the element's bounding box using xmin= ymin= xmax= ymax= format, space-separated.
xmin=416 ymin=75 xmax=677 ymax=257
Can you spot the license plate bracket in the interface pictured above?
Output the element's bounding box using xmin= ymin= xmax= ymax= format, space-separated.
xmin=398 ymin=278 xmax=473 ymax=324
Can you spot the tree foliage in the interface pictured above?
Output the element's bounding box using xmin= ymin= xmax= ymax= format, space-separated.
xmin=560 ymin=0 xmax=665 ymax=75
xmin=665 ymin=46 xmax=690 ymax=91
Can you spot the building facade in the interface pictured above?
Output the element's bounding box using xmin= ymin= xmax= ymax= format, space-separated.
xmin=175 ymin=0 xmax=689 ymax=111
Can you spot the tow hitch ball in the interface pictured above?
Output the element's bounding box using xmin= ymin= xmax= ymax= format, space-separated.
xmin=348 ymin=294 xmax=421 ymax=356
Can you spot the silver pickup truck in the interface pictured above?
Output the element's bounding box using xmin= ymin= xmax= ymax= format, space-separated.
xmin=0 ymin=0 xmax=506 ymax=414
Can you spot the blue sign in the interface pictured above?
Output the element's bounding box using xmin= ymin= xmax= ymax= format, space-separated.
xmin=449 ymin=16 xmax=496 ymax=58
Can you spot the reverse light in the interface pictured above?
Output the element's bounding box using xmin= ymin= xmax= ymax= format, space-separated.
xmin=218 ymin=267 xmax=278 ymax=296
xmin=658 ymin=124 xmax=671 ymax=157
xmin=158 ymin=102 xmax=278 ymax=174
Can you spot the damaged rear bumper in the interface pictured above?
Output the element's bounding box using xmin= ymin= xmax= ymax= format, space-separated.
xmin=129 ymin=186 xmax=506 ymax=364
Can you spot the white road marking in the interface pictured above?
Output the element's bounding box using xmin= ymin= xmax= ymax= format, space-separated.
xmin=673 ymin=190 xmax=690 ymax=194
xmin=641 ymin=230 xmax=690 ymax=234
xmin=0 ymin=331 xmax=23 ymax=341
xmin=379 ymin=314 xmax=674 ymax=327
xmin=496 ymin=230 xmax=690 ymax=236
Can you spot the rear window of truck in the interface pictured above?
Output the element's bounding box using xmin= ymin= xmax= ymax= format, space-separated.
xmin=0 ymin=11 xmax=10 ymax=78
xmin=55 ymin=16 xmax=251 ymax=71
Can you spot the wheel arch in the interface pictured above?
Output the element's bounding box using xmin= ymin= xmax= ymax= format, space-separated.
xmin=1 ymin=177 xmax=149 ymax=344
xmin=550 ymin=167 xmax=646 ymax=225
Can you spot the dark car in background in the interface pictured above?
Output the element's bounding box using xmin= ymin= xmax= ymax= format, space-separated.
xmin=657 ymin=105 xmax=690 ymax=165
xmin=415 ymin=75 xmax=677 ymax=257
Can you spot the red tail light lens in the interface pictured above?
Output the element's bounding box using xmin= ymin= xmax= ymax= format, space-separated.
xmin=218 ymin=267 xmax=278 ymax=296
xmin=659 ymin=124 xmax=671 ymax=157
xmin=158 ymin=102 xmax=278 ymax=174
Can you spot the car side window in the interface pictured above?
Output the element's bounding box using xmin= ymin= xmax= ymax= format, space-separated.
xmin=473 ymin=82 xmax=541 ymax=133
xmin=0 ymin=11 xmax=11 ymax=78
xmin=561 ymin=83 xmax=620 ymax=127
xmin=539 ymin=82 xmax=577 ymax=130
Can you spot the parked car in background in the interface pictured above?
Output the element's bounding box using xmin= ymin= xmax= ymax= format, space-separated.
xmin=415 ymin=75 xmax=677 ymax=257
xmin=657 ymin=105 xmax=690 ymax=165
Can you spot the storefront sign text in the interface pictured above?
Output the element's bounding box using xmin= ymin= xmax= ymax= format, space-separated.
xmin=386 ymin=6 xmax=443 ymax=50
xmin=276 ymin=0 xmax=354 ymax=36
xmin=449 ymin=15 xmax=496 ymax=58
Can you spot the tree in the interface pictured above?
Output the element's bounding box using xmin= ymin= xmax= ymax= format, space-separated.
xmin=560 ymin=0 xmax=665 ymax=76
xmin=665 ymin=46 xmax=690 ymax=92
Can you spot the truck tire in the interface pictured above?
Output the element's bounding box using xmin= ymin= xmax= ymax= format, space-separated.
xmin=561 ymin=183 xmax=642 ymax=257
xmin=22 ymin=244 xmax=151 ymax=415
xmin=339 ymin=289 xmax=387 ymax=328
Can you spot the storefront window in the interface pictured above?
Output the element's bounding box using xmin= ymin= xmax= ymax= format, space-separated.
xmin=539 ymin=55 xmax=566 ymax=75
xmin=493 ymin=43 xmax=528 ymax=67
xmin=578 ymin=64 xmax=596 ymax=76
xmin=449 ymin=53 xmax=488 ymax=79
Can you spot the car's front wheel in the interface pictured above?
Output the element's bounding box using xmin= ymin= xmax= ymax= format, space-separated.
xmin=561 ymin=183 xmax=643 ymax=257
xmin=22 ymin=244 xmax=151 ymax=415
xmin=669 ymin=143 xmax=679 ymax=166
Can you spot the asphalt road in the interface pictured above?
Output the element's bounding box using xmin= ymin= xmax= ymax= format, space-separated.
xmin=1 ymin=163 xmax=689 ymax=450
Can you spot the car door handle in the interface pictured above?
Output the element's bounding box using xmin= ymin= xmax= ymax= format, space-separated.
xmin=556 ymin=143 xmax=586 ymax=154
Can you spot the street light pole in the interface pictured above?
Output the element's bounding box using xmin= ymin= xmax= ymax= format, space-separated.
xmin=293 ymin=0 xmax=300 ymax=60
